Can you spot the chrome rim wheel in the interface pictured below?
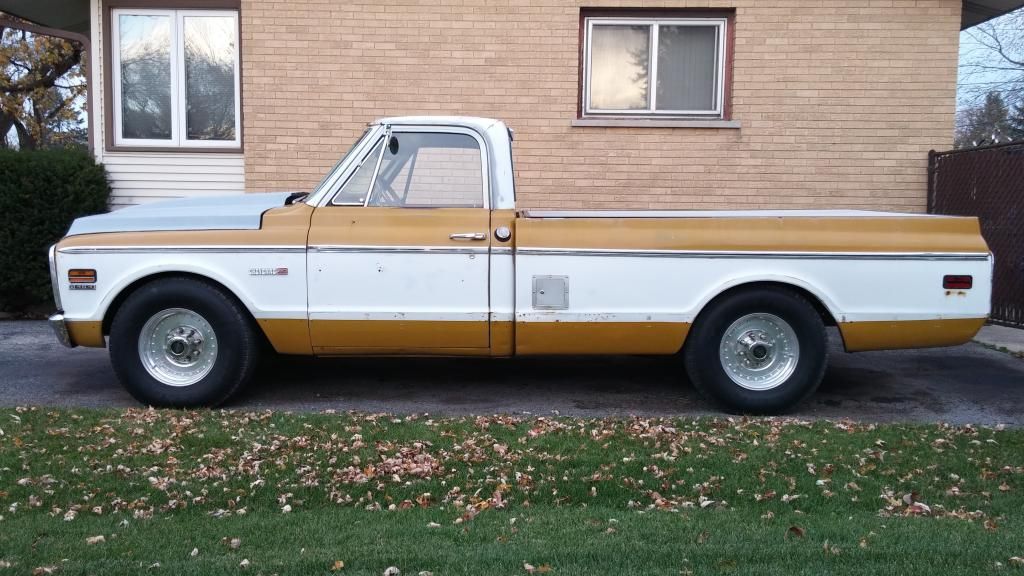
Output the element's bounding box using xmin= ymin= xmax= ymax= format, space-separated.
xmin=719 ymin=313 xmax=800 ymax=391
xmin=137 ymin=308 xmax=218 ymax=387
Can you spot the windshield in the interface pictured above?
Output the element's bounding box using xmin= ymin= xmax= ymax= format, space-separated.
xmin=308 ymin=127 xmax=373 ymax=201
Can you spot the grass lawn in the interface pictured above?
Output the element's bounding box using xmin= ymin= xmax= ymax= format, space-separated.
xmin=0 ymin=408 xmax=1022 ymax=575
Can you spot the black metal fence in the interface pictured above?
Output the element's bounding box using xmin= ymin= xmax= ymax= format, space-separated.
xmin=928 ymin=142 xmax=1024 ymax=327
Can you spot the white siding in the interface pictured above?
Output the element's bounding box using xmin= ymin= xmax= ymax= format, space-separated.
xmin=103 ymin=153 xmax=245 ymax=209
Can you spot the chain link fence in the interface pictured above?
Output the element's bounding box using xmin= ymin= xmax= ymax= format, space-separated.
xmin=928 ymin=142 xmax=1024 ymax=327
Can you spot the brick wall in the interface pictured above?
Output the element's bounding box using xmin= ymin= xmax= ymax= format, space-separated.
xmin=240 ymin=0 xmax=960 ymax=212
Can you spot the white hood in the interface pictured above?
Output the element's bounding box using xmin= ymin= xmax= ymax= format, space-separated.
xmin=66 ymin=193 xmax=297 ymax=236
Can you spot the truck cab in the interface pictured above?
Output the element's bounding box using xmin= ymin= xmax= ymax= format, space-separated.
xmin=302 ymin=117 xmax=518 ymax=355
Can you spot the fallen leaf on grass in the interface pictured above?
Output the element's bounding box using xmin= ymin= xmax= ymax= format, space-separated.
xmin=32 ymin=567 xmax=58 ymax=576
xmin=85 ymin=535 xmax=105 ymax=545
xmin=239 ymin=559 xmax=250 ymax=569
xmin=786 ymin=525 xmax=805 ymax=539
xmin=331 ymin=560 xmax=345 ymax=571
xmin=426 ymin=522 xmax=441 ymax=528
xmin=904 ymin=503 xmax=932 ymax=516
xmin=384 ymin=567 xmax=400 ymax=576
xmin=190 ymin=548 xmax=199 ymax=557
xmin=1008 ymin=557 xmax=1024 ymax=566
xmin=823 ymin=540 xmax=841 ymax=556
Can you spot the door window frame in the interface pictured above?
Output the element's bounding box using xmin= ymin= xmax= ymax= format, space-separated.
xmin=327 ymin=125 xmax=491 ymax=210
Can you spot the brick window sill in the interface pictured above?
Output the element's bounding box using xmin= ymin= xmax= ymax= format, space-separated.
xmin=571 ymin=118 xmax=740 ymax=129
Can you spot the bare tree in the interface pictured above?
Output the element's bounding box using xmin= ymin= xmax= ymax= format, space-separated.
xmin=959 ymin=9 xmax=1024 ymax=109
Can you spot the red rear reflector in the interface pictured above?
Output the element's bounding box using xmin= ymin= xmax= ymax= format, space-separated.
xmin=943 ymin=275 xmax=972 ymax=289
xmin=68 ymin=269 xmax=97 ymax=284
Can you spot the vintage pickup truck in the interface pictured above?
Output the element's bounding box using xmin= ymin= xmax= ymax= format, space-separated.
xmin=48 ymin=116 xmax=992 ymax=413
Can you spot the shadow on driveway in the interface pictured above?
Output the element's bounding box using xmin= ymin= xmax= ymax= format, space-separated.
xmin=2 ymin=322 xmax=1022 ymax=425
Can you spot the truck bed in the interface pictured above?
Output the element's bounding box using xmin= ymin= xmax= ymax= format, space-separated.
xmin=519 ymin=209 xmax=951 ymax=219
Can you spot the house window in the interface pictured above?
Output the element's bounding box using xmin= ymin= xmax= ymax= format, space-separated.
xmin=111 ymin=9 xmax=240 ymax=148
xmin=583 ymin=16 xmax=727 ymax=118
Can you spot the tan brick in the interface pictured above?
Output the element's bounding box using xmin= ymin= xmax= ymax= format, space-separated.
xmin=239 ymin=0 xmax=960 ymax=212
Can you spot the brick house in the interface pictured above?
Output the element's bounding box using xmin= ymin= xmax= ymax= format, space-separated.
xmin=2 ymin=0 xmax=1022 ymax=211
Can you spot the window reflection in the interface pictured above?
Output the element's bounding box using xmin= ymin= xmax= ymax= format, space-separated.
xmin=589 ymin=25 xmax=650 ymax=110
xmin=119 ymin=14 xmax=172 ymax=140
xmin=184 ymin=16 xmax=236 ymax=141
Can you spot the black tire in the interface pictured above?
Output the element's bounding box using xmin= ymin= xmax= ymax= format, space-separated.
xmin=109 ymin=277 xmax=260 ymax=407
xmin=684 ymin=286 xmax=828 ymax=414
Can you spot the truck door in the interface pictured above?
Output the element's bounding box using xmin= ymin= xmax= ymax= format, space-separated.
xmin=307 ymin=126 xmax=493 ymax=353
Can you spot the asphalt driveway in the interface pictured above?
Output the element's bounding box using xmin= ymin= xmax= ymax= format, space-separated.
xmin=2 ymin=320 xmax=1023 ymax=424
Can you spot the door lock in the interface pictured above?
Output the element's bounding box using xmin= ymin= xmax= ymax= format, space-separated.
xmin=494 ymin=226 xmax=512 ymax=242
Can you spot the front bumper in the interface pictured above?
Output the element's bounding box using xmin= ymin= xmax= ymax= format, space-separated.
xmin=49 ymin=313 xmax=75 ymax=348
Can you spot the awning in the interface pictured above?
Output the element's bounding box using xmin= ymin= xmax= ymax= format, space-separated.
xmin=962 ymin=0 xmax=1024 ymax=27
xmin=0 ymin=0 xmax=1020 ymax=37
xmin=0 ymin=0 xmax=90 ymax=34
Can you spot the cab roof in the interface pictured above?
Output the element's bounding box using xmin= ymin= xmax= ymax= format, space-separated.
xmin=374 ymin=116 xmax=506 ymax=134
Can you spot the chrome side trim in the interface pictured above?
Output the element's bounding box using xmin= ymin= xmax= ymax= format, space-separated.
xmin=48 ymin=244 xmax=62 ymax=310
xmin=515 ymin=248 xmax=992 ymax=261
xmin=58 ymin=246 xmax=306 ymax=254
xmin=56 ymin=244 xmax=989 ymax=261
xmin=310 ymin=245 xmax=488 ymax=255
xmin=48 ymin=313 xmax=74 ymax=348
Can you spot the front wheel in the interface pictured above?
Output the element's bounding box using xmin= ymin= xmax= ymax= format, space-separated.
xmin=684 ymin=286 xmax=828 ymax=414
xmin=109 ymin=277 xmax=260 ymax=407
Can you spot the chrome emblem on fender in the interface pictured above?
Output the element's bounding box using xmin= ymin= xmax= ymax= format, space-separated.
xmin=249 ymin=267 xmax=289 ymax=276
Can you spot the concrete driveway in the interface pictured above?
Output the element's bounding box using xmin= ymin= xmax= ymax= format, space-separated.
xmin=2 ymin=320 xmax=1023 ymax=425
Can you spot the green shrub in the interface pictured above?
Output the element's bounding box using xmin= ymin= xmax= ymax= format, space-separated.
xmin=0 ymin=148 xmax=110 ymax=311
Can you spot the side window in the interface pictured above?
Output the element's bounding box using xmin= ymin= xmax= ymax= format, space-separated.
xmin=333 ymin=138 xmax=384 ymax=205
xmin=367 ymin=132 xmax=484 ymax=208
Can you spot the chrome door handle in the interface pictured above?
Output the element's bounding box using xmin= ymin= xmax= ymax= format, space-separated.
xmin=449 ymin=232 xmax=487 ymax=241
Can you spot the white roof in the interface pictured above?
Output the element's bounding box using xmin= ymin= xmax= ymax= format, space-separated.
xmin=374 ymin=116 xmax=506 ymax=133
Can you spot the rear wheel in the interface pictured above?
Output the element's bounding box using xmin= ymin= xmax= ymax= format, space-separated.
xmin=684 ymin=286 xmax=827 ymax=414
xmin=109 ymin=277 xmax=259 ymax=407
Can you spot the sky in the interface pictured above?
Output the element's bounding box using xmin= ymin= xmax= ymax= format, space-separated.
xmin=957 ymin=6 xmax=1023 ymax=110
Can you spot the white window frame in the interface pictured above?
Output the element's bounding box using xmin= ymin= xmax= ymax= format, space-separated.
xmin=583 ymin=17 xmax=727 ymax=118
xmin=110 ymin=8 xmax=241 ymax=148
